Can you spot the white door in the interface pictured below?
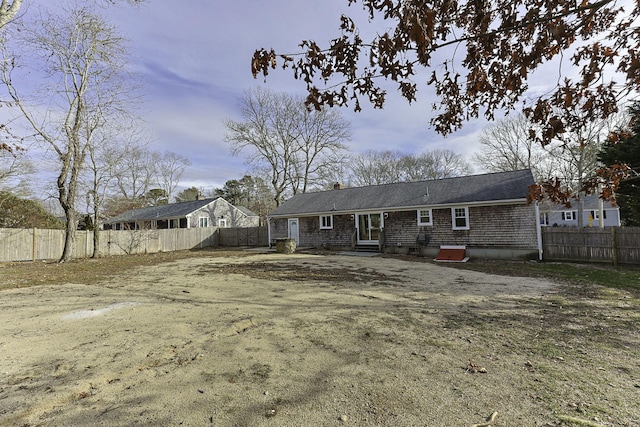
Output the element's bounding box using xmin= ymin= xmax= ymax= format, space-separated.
xmin=288 ymin=218 xmax=299 ymax=246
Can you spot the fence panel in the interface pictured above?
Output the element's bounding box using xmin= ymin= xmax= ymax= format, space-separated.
xmin=616 ymin=227 xmax=640 ymax=264
xmin=218 ymin=227 xmax=268 ymax=247
xmin=0 ymin=228 xmax=35 ymax=261
xmin=0 ymin=226 xmax=257 ymax=262
xmin=542 ymin=227 xmax=640 ymax=265
xmin=0 ymin=228 xmax=66 ymax=262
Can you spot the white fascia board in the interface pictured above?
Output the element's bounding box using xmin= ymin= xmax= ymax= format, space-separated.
xmin=268 ymin=198 xmax=529 ymax=218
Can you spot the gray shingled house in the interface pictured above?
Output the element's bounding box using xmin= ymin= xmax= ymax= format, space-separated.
xmin=268 ymin=169 xmax=542 ymax=259
xmin=538 ymin=194 xmax=621 ymax=227
xmin=104 ymin=197 xmax=259 ymax=230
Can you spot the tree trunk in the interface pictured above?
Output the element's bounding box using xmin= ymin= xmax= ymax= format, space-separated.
xmin=60 ymin=204 xmax=77 ymax=262
xmin=92 ymin=216 xmax=100 ymax=258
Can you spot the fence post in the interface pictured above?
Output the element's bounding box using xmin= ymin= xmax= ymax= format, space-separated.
xmin=611 ymin=227 xmax=618 ymax=266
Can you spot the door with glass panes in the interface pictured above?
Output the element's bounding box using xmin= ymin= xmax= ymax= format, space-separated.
xmin=357 ymin=213 xmax=382 ymax=244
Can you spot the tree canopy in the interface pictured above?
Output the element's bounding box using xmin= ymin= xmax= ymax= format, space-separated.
xmin=252 ymin=0 xmax=639 ymax=199
xmin=350 ymin=148 xmax=472 ymax=186
xmin=226 ymin=87 xmax=351 ymax=205
xmin=175 ymin=187 xmax=201 ymax=203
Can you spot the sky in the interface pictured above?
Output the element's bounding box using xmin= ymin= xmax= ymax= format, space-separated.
xmin=8 ymin=0 xmax=548 ymax=201
xmin=97 ymin=0 xmax=492 ymax=194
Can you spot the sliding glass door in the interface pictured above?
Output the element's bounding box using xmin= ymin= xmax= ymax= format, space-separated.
xmin=357 ymin=213 xmax=381 ymax=244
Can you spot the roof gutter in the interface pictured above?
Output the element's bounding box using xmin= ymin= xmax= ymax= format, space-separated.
xmin=268 ymin=198 xmax=530 ymax=218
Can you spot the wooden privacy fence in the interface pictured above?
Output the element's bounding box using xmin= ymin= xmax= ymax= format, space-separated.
xmin=0 ymin=226 xmax=268 ymax=262
xmin=542 ymin=227 xmax=640 ymax=265
xmin=218 ymin=226 xmax=269 ymax=247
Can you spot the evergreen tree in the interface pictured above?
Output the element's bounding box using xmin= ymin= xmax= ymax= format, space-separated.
xmin=0 ymin=192 xmax=64 ymax=229
xmin=598 ymin=103 xmax=640 ymax=226
xmin=175 ymin=187 xmax=200 ymax=203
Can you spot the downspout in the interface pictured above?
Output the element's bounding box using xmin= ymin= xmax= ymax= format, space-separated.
xmin=267 ymin=216 xmax=272 ymax=248
xmin=598 ymin=185 xmax=605 ymax=229
xmin=534 ymin=202 xmax=543 ymax=261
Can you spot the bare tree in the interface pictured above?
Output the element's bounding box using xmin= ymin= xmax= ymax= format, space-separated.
xmin=0 ymin=0 xmax=145 ymax=30
xmin=0 ymin=147 xmax=33 ymax=194
xmin=154 ymin=151 xmax=190 ymax=200
xmin=0 ymin=1 xmax=145 ymax=154
xmin=473 ymin=115 xmax=557 ymax=182
xmin=82 ymin=123 xmax=140 ymax=257
xmin=475 ymin=111 xmax=628 ymax=225
xmin=350 ymin=150 xmax=404 ymax=186
xmin=288 ymin=106 xmax=351 ymax=194
xmin=226 ymin=87 xmax=350 ymax=206
xmin=1 ymin=7 xmax=134 ymax=262
xmin=0 ymin=0 xmax=24 ymax=154
xmin=547 ymin=109 xmax=629 ymax=189
xmin=402 ymin=149 xmax=473 ymax=181
xmin=85 ymin=132 xmax=113 ymax=257
xmin=110 ymin=140 xmax=155 ymax=203
xmin=350 ymin=149 xmax=472 ymax=186
xmin=0 ymin=0 xmax=21 ymax=30
xmin=106 ymin=142 xmax=189 ymax=208
xmin=475 ymin=112 xmax=626 ymax=185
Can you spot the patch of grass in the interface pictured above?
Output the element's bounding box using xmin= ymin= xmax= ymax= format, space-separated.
xmin=0 ymin=249 xmax=237 ymax=291
xmin=440 ymin=259 xmax=640 ymax=294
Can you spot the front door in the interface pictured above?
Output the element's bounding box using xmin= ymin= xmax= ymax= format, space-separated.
xmin=357 ymin=213 xmax=382 ymax=244
xmin=288 ymin=218 xmax=299 ymax=246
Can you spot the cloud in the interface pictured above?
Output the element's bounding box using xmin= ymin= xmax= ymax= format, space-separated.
xmin=22 ymin=1 xmax=513 ymax=202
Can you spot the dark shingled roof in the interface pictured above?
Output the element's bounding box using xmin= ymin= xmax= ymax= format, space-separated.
xmin=105 ymin=197 xmax=221 ymax=224
xmin=270 ymin=169 xmax=535 ymax=217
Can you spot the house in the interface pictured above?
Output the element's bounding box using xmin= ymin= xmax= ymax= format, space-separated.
xmin=103 ymin=197 xmax=259 ymax=230
xmin=539 ymin=195 xmax=621 ymax=227
xmin=268 ymin=169 xmax=542 ymax=260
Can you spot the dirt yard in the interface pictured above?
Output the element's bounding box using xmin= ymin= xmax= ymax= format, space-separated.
xmin=0 ymin=251 xmax=638 ymax=426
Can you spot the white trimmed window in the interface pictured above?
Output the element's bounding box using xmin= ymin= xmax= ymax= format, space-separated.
xmin=540 ymin=212 xmax=549 ymax=226
xmin=218 ymin=218 xmax=228 ymax=228
xmin=451 ymin=207 xmax=470 ymax=230
xmin=320 ymin=215 xmax=333 ymax=229
xmin=417 ymin=209 xmax=432 ymax=226
xmin=590 ymin=210 xmax=606 ymax=220
xmin=198 ymin=216 xmax=209 ymax=227
xmin=561 ymin=211 xmax=576 ymax=221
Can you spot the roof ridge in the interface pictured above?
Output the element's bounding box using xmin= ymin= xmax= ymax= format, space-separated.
xmin=312 ymin=169 xmax=533 ymax=193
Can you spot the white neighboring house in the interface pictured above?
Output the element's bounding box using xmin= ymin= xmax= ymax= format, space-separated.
xmin=103 ymin=196 xmax=259 ymax=230
xmin=539 ymin=195 xmax=621 ymax=227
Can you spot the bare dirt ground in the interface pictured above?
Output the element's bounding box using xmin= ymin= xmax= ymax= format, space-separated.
xmin=0 ymin=250 xmax=638 ymax=427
